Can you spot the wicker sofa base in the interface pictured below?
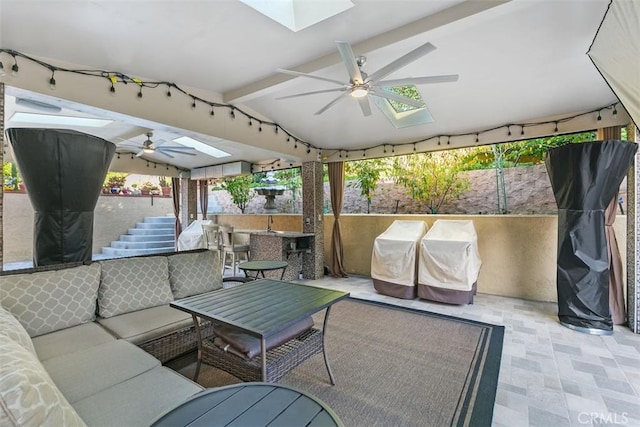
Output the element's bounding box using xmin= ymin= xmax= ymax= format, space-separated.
xmin=201 ymin=328 xmax=323 ymax=383
xmin=139 ymin=321 xmax=215 ymax=363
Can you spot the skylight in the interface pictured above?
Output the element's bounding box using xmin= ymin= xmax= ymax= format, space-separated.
xmin=173 ymin=136 xmax=231 ymax=158
xmin=9 ymin=112 xmax=112 ymax=128
xmin=239 ymin=0 xmax=354 ymax=32
xmin=373 ymin=85 xmax=434 ymax=128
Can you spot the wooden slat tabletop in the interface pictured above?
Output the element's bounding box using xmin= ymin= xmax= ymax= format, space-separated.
xmin=152 ymin=383 xmax=343 ymax=426
xmin=171 ymin=279 xmax=349 ymax=338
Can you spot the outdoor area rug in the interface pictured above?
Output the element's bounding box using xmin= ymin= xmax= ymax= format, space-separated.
xmin=176 ymin=298 xmax=504 ymax=427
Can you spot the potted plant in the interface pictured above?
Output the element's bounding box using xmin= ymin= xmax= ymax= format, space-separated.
xmin=140 ymin=181 xmax=154 ymax=196
xmin=158 ymin=176 xmax=171 ymax=196
xmin=104 ymin=172 xmax=128 ymax=194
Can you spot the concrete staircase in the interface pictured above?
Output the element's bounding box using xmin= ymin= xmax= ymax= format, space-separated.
xmin=100 ymin=216 xmax=176 ymax=258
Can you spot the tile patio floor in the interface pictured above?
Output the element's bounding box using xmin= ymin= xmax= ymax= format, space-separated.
xmin=5 ymin=257 xmax=638 ymax=426
xmin=298 ymin=275 xmax=640 ymax=427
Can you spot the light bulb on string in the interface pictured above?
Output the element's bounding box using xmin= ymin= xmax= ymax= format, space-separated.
xmin=612 ymin=106 xmax=618 ymax=117
xmin=274 ymin=126 xmax=278 ymax=134
xmin=137 ymin=87 xmax=143 ymax=100
xmin=230 ymin=108 xmax=235 ymax=119
xmin=437 ymin=137 xmax=441 ymax=146
xmin=166 ymin=87 xmax=172 ymax=99
xmin=11 ymin=57 xmax=19 ymax=76
xmin=383 ymin=145 xmax=387 ymax=154
xmin=248 ymin=118 xmax=252 ymax=126
xmin=391 ymin=146 xmax=395 ymax=154
xmin=597 ymin=111 xmax=602 ymax=121
xmin=0 ymin=61 xmax=5 ymax=76
xmin=554 ymin=122 xmax=559 ymax=135
xmin=475 ymin=133 xmax=479 ymax=144
xmin=446 ymin=137 xmax=450 ymax=145
xmin=210 ymin=106 xmax=215 ymax=118
xmin=48 ymin=68 xmax=56 ymax=90
xmin=191 ymin=98 xmax=197 ymax=110
xmin=363 ymin=150 xmax=366 ymax=158
xmin=507 ymin=126 xmax=512 ymax=137
xmin=413 ymin=143 xmax=417 ymax=151
xmin=521 ymin=126 xmax=525 ymax=136
xmin=306 ymin=147 xmax=311 ymax=154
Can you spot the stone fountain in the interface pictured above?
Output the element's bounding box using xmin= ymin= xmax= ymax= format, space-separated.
xmin=255 ymin=171 xmax=285 ymax=213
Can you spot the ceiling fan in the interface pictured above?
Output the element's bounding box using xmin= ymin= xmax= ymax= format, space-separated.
xmin=118 ymin=132 xmax=197 ymax=159
xmin=276 ymin=41 xmax=459 ymax=117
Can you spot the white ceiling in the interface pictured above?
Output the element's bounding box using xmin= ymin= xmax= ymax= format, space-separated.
xmin=0 ymin=0 xmax=631 ymax=174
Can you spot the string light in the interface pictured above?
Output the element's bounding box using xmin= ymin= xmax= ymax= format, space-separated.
xmin=248 ymin=118 xmax=252 ymax=126
xmin=0 ymin=48 xmax=618 ymax=161
xmin=11 ymin=56 xmax=18 ymax=76
xmin=210 ymin=106 xmax=215 ymax=117
xmin=383 ymin=145 xmax=387 ymax=154
xmin=339 ymin=151 xmax=342 ymax=158
xmin=554 ymin=122 xmax=559 ymax=135
xmin=363 ymin=150 xmax=366 ymax=157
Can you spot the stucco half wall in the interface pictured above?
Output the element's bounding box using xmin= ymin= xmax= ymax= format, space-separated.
xmin=324 ymin=214 xmax=627 ymax=303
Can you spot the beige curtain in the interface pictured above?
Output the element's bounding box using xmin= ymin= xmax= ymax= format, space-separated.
xmin=199 ymin=180 xmax=208 ymax=219
xmin=605 ymin=192 xmax=625 ymax=325
xmin=171 ymin=177 xmax=182 ymax=250
xmin=328 ymin=162 xmax=347 ymax=277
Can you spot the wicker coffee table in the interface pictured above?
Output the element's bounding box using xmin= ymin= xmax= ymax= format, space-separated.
xmin=170 ymin=279 xmax=349 ymax=384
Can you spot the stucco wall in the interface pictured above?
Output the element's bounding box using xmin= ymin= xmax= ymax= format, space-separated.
xmin=323 ymin=214 xmax=627 ymax=303
xmin=3 ymin=193 xmax=174 ymax=262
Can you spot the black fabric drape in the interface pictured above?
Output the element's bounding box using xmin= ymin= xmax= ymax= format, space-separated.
xmin=7 ymin=128 xmax=115 ymax=266
xmin=545 ymin=140 xmax=637 ymax=334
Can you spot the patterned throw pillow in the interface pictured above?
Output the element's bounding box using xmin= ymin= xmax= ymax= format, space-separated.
xmin=168 ymin=251 xmax=222 ymax=299
xmin=0 ymin=338 xmax=87 ymax=427
xmin=98 ymin=256 xmax=173 ymax=318
xmin=0 ymin=305 xmax=36 ymax=356
xmin=0 ymin=263 xmax=101 ymax=337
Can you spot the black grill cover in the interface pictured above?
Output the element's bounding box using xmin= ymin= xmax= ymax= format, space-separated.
xmin=545 ymin=140 xmax=637 ymax=333
xmin=7 ymin=128 xmax=115 ymax=266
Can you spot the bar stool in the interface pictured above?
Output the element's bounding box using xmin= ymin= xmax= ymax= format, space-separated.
xmin=219 ymin=225 xmax=250 ymax=276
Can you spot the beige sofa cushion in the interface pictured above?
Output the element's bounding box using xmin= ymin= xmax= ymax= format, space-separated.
xmin=168 ymin=250 xmax=222 ymax=298
xmin=98 ymin=256 xmax=173 ymax=318
xmin=0 ymin=263 xmax=101 ymax=337
xmin=73 ymin=366 xmax=202 ymax=427
xmin=0 ymin=337 xmax=86 ymax=427
xmin=97 ymin=305 xmax=193 ymax=345
xmin=42 ymin=340 xmax=160 ymax=404
xmin=32 ymin=322 xmax=116 ymax=362
xmin=0 ymin=305 xmax=36 ymax=356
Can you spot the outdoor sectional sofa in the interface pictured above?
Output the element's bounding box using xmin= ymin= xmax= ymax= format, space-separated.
xmin=0 ymin=249 xmax=222 ymax=426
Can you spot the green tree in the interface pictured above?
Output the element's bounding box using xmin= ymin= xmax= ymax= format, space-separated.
xmin=103 ymin=172 xmax=128 ymax=188
xmin=346 ymin=159 xmax=386 ymax=213
xmin=391 ymin=151 xmax=470 ymax=214
xmin=222 ymin=175 xmax=254 ymax=214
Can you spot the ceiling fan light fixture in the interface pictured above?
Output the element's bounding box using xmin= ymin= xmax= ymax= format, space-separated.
xmin=142 ymin=147 xmax=154 ymax=153
xmin=350 ymin=86 xmax=369 ymax=98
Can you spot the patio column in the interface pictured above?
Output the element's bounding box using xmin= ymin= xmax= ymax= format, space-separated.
xmin=628 ymin=125 xmax=640 ymax=334
xmin=301 ymin=161 xmax=324 ymax=279
xmin=179 ymin=177 xmax=197 ymax=230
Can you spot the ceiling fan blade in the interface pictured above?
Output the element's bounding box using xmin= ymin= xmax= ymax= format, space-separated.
xmin=276 ymin=69 xmax=346 ymax=86
xmin=276 ymin=88 xmax=347 ymax=100
xmin=157 ymin=150 xmax=175 ymax=159
xmin=153 ymin=138 xmax=168 ymax=147
xmin=369 ymin=88 xmax=425 ymax=108
xmin=336 ymin=41 xmax=364 ymax=84
xmin=160 ymin=149 xmax=197 ymax=156
xmin=135 ymin=150 xmax=145 ymax=157
xmin=378 ymin=75 xmax=459 ymax=87
xmin=315 ymin=92 xmax=350 ymax=115
xmin=367 ymin=42 xmax=437 ymax=84
xmin=156 ymin=145 xmax=196 ymax=150
xmin=358 ymin=97 xmax=372 ymax=117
